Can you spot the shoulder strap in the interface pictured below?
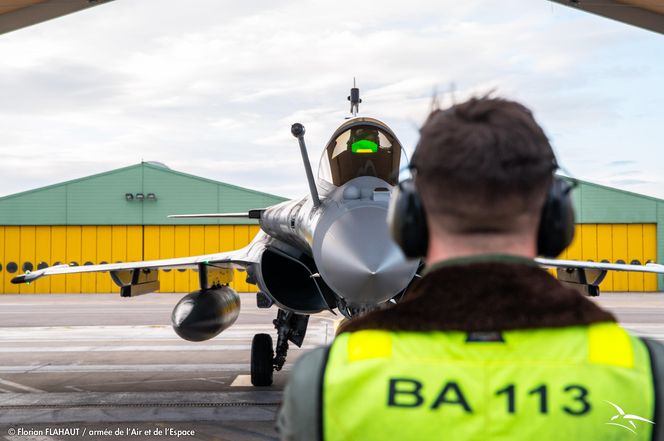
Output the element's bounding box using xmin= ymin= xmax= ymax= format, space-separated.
xmin=641 ymin=337 xmax=664 ymax=441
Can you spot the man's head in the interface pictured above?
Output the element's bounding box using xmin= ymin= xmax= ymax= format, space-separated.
xmin=412 ymin=96 xmax=556 ymax=257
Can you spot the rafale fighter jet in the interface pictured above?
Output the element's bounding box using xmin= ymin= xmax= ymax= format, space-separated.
xmin=12 ymin=86 xmax=664 ymax=386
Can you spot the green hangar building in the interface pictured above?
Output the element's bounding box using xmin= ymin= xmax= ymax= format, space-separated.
xmin=0 ymin=163 xmax=662 ymax=293
xmin=0 ymin=162 xmax=286 ymax=294
xmin=560 ymin=179 xmax=663 ymax=292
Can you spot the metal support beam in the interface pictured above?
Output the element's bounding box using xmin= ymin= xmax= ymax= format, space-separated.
xmin=549 ymin=0 xmax=664 ymax=35
xmin=0 ymin=0 xmax=114 ymax=35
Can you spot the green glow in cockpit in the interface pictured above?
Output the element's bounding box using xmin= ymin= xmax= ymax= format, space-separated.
xmin=351 ymin=139 xmax=378 ymax=153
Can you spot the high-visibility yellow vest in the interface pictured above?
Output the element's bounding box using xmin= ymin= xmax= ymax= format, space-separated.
xmin=322 ymin=323 xmax=655 ymax=440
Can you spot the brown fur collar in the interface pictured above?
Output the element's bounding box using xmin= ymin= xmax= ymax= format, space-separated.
xmin=339 ymin=261 xmax=615 ymax=334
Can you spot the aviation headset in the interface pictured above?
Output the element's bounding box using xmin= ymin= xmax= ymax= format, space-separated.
xmin=388 ymin=159 xmax=576 ymax=259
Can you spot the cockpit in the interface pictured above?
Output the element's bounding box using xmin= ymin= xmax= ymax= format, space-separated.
xmin=318 ymin=118 xmax=405 ymax=187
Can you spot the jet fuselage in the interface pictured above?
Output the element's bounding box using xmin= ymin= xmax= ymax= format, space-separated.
xmin=257 ymin=117 xmax=419 ymax=313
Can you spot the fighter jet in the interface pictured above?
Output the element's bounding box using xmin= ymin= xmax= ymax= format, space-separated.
xmin=12 ymin=86 xmax=664 ymax=386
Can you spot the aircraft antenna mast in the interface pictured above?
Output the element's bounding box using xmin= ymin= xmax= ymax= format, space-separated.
xmin=348 ymin=78 xmax=362 ymax=117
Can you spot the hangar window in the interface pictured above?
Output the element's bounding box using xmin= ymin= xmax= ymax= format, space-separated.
xmin=631 ymin=259 xmax=641 ymax=265
xmin=616 ymin=259 xmax=626 ymax=264
xmin=0 ymin=263 xmax=3 ymax=272
xmin=6 ymin=262 xmax=18 ymax=273
xmin=647 ymin=259 xmax=655 ymax=264
xmin=601 ymin=259 xmax=610 ymax=263
xmin=53 ymin=261 xmax=61 ymax=266
xmin=177 ymin=268 xmax=187 ymax=273
xmin=70 ymin=262 xmax=79 ymax=267
xmin=38 ymin=262 xmax=48 ymax=270
xmin=163 ymin=269 xmax=172 ymax=272
xmin=84 ymin=261 xmax=93 ymax=266
xmin=100 ymin=261 xmax=108 ymax=265
xmin=22 ymin=262 xmax=33 ymax=272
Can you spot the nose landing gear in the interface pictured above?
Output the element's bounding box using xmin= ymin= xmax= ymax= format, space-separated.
xmin=250 ymin=333 xmax=274 ymax=387
xmin=250 ymin=309 xmax=309 ymax=386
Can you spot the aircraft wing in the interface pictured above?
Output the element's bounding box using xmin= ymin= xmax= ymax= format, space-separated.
xmin=536 ymin=258 xmax=664 ymax=274
xmin=11 ymin=233 xmax=267 ymax=296
xmin=536 ymin=257 xmax=664 ymax=295
xmin=0 ymin=0 xmax=114 ymax=35
xmin=167 ymin=209 xmax=265 ymax=220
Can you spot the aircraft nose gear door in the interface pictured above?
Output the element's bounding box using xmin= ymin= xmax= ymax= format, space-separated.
xmin=250 ymin=309 xmax=309 ymax=386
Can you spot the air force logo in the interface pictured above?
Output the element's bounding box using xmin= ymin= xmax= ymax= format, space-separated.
xmin=605 ymin=401 xmax=655 ymax=434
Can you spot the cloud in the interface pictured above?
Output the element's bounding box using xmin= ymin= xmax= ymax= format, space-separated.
xmin=0 ymin=59 xmax=127 ymax=114
xmin=609 ymin=178 xmax=653 ymax=186
xmin=607 ymin=160 xmax=637 ymax=167
xmin=0 ymin=0 xmax=662 ymax=200
xmin=609 ymin=170 xmax=640 ymax=177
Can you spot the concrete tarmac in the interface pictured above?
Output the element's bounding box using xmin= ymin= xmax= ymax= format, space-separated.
xmin=0 ymin=292 xmax=662 ymax=440
xmin=0 ymin=293 xmax=337 ymax=440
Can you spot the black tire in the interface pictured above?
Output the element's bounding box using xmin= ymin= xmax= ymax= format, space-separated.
xmin=251 ymin=333 xmax=274 ymax=386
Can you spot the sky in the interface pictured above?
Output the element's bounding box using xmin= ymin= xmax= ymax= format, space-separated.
xmin=0 ymin=0 xmax=663 ymax=199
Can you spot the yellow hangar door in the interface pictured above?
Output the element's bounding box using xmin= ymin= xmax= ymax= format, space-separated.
xmin=558 ymin=223 xmax=658 ymax=292
xmin=3 ymin=223 xmax=656 ymax=293
xmin=0 ymin=225 xmax=260 ymax=294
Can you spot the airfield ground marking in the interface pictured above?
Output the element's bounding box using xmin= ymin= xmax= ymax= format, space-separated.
xmin=0 ymin=378 xmax=44 ymax=393
xmin=331 ymin=319 xmax=344 ymax=339
xmin=64 ymin=377 xmax=233 ymax=391
xmin=0 ymin=345 xmax=316 ymax=353
xmin=198 ymin=377 xmax=229 ymax=386
xmin=0 ymin=364 xmax=256 ymax=374
xmin=231 ymin=375 xmax=254 ymax=387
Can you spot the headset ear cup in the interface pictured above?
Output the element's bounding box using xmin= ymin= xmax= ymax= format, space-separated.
xmin=537 ymin=177 xmax=575 ymax=257
xmin=388 ymin=179 xmax=429 ymax=258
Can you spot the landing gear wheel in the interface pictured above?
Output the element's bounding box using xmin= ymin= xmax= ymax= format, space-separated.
xmin=251 ymin=333 xmax=274 ymax=386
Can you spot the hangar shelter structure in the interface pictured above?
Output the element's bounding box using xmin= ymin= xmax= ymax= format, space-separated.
xmin=550 ymin=0 xmax=664 ymax=36
xmin=0 ymin=162 xmax=287 ymax=294
xmin=0 ymin=0 xmax=114 ymax=36
xmin=558 ymin=178 xmax=662 ymax=292
xmin=0 ymin=163 xmax=662 ymax=293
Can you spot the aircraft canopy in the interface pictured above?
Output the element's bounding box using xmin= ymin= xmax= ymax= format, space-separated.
xmin=318 ymin=119 xmax=403 ymax=187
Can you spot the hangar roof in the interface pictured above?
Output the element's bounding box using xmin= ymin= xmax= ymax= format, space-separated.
xmin=0 ymin=162 xmax=661 ymax=226
xmin=0 ymin=162 xmax=287 ymax=225
xmin=565 ymin=175 xmax=664 ymax=224
xmin=0 ymin=0 xmax=113 ymax=35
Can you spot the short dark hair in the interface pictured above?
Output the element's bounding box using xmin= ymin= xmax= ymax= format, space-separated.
xmin=413 ymin=96 xmax=556 ymax=234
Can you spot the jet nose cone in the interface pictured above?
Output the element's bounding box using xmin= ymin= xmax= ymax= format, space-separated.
xmin=313 ymin=205 xmax=419 ymax=306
